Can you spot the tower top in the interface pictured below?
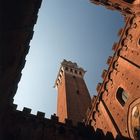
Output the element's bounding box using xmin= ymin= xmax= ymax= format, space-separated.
xmin=61 ymin=59 xmax=85 ymax=72
xmin=54 ymin=59 xmax=86 ymax=88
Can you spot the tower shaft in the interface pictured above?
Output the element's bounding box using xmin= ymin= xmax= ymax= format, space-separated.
xmin=55 ymin=60 xmax=91 ymax=125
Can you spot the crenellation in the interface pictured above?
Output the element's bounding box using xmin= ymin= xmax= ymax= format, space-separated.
xmin=112 ymin=42 xmax=119 ymax=51
xmin=12 ymin=103 xmax=18 ymax=110
xmin=55 ymin=60 xmax=86 ymax=88
xmin=92 ymin=111 xmax=96 ymax=121
xmin=96 ymin=82 xmax=102 ymax=93
xmin=51 ymin=114 xmax=59 ymax=123
xmin=101 ymin=69 xmax=108 ymax=79
xmin=86 ymin=107 xmax=92 ymax=118
xmin=22 ymin=107 xmax=32 ymax=115
xmin=107 ymin=56 xmax=113 ymax=65
xmin=90 ymin=0 xmax=140 ymax=15
xmin=37 ymin=111 xmax=45 ymax=119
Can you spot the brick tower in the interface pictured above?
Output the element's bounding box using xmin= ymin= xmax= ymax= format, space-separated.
xmin=55 ymin=60 xmax=91 ymax=124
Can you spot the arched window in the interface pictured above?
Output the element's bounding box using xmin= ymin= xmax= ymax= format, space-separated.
xmin=128 ymin=98 xmax=140 ymax=139
xmin=79 ymin=71 xmax=82 ymax=75
xmin=116 ymin=87 xmax=128 ymax=106
xmin=131 ymin=105 xmax=140 ymax=139
xmin=70 ymin=69 xmax=73 ymax=73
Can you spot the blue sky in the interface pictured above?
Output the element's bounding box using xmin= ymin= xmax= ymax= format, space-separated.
xmin=14 ymin=0 xmax=124 ymax=118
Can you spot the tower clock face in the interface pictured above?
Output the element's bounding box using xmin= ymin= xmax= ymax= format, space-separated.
xmin=131 ymin=104 xmax=140 ymax=140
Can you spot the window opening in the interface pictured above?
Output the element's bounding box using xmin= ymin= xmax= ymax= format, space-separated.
xmin=65 ymin=67 xmax=68 ymax=71
xmin=116 ymin=87 xmax=128 ymax=106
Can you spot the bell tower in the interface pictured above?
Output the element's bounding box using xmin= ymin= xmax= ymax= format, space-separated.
xmin=55 ymin=60 xmax=91 ymax=124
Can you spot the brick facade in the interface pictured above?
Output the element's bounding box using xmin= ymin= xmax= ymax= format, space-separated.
xmin=85 ymin=1 xmax=140 ymax=139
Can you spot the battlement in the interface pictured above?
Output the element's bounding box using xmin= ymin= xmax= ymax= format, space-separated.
xmin=55 ymin=59 xmax=86 ymax=87
xmin=10 ymin=98 xmax=96 ymax=139
xmin=6 ymin=103 xmax=131 ymax=140
xmin=61 ymin=59 xmax=85 ymax=74
xmin=11 ymin=104 xmax=46 ymax=118
xmin=90 ymin=0 xmax=140 ymax=15
xmin=11 ymin=103 xmax=88 ymax=127
xmin=94 ymin=16 xmax=134 ymax=96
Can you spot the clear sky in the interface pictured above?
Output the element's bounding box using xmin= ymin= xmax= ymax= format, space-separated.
xmin=14 ymin=0 xmax=124 ymax=118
